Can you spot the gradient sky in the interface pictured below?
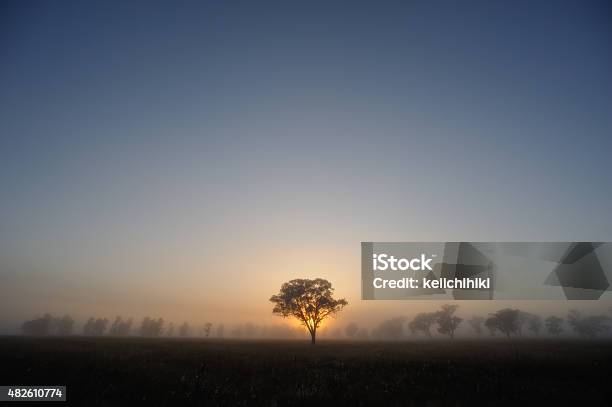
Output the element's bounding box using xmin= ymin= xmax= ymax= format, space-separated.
xmin=1 ymin=0 xmax=612 ymax=332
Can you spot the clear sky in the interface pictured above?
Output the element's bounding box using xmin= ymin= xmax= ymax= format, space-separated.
xmin=1 ymin=0 xmax=611 ymax=332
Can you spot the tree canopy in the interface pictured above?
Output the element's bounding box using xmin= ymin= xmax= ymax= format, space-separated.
xmin=270 ymin=278 xmax=347 ymax=344
xmin=435 ymin=304 xmax=463 ymax=339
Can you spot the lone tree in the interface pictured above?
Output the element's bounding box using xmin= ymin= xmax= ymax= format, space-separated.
xmin=270 ymin=278 xmax=347 ymax=345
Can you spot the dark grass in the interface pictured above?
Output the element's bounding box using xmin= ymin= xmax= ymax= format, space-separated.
xmin=1 ymin=336 xmax=611 ymax=406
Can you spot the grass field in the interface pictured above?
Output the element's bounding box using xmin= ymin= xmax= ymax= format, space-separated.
xmin=1 ymin=337 xmax=611 ymax=406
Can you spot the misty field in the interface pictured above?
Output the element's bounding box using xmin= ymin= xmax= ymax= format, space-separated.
xmin=1 ymin=337 xmax=611 ymax=406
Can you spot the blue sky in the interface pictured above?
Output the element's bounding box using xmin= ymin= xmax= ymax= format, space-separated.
xmin=1 ymin=0 xmax=611 ymax=328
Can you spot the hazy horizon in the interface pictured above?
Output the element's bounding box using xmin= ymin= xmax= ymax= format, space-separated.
xmin=2 ymin=1 xmax=612 ymax=335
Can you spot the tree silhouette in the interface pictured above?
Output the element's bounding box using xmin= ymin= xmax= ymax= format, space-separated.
xmin=484 ymin=316 xmax=499 ymax=336
xmin=567 ymin=310 xmax=610 ymax=339
xmin=435 ymin=304 xmax=462 ymax=339
xmin=140 ymin=317 xmax=164 ymax=337
xmin=409 ymin=312 xmax=436 ymax=337
xmin=83 ymin=318 xmax=95 ymax=335
xmin=179 ymin=322 xmax=190 ymax=337
xmin=84 ymin=317 xmax=108 ymax=336
xmin=109 ymin=316 xmax=132 ymax=336
xmin=270 ymin=278 xmax=347 ymax=345
xmin=94 ymin=318 xmax=108 ymax=335
xmin=545 ymin=316 xmax=564 ymax=336
xmin=345 ymin=322 xmax=359 ymax=338
xmin=489 ymin=309 xmax=519 ymax=338
xmin=56 ymin=315 xmax=74 ymax=335
xmin=516 ymin=311 xmax=534 ymax=336
xmin=22 ymin=314 xmax=53 ymax=336
xmin=527 ymin=314 xmax=542 ymax=336
xmin=468 ymin=316 xmax=484 ymax=336
xmin=22 ymin=314 xmax=74 ymax=336
xmin=373 ymin=317 xmax=406 ymax=340
xmin=203 ymin=322 xmax=213 ymax=338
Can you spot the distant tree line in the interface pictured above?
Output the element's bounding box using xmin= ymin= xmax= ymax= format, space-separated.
xmin=21 ymin=314 xmax=217 ymax=338
xmin=21 ymin=308 xmax=611 ymax=340
xmin=364 ymin=306 xmax=611 ymax=340
xmin=83 ymin=317 xmax=108 ymax=336
xmin=22 ymin=314 xmax=74 ymax=336
xmin=19 ymin=316 xmax=307 ymax=340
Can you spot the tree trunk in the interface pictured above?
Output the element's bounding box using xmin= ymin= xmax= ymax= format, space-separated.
xmin=310 ymin=329 xmax=316 ymax=345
